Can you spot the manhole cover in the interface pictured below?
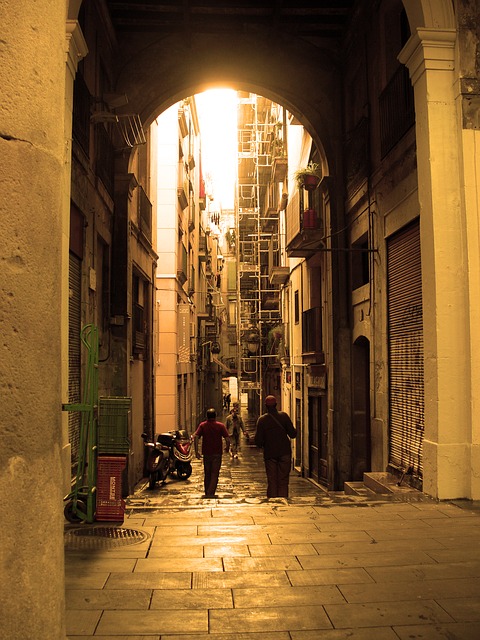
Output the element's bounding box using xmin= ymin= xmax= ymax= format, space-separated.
xmin=64 ymin=526 xmax=150 ymax=550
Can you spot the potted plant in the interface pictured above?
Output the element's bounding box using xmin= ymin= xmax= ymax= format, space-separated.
xmin=303 ymin=208 xmax=317 ymax=229
xmin=294 ymin=162 xmax=322 ymax=191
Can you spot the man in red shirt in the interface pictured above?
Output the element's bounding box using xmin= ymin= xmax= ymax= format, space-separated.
xmin=194 ymin=408 xmax=230 ymax=498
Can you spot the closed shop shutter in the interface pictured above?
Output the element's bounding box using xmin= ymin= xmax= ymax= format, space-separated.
xmin=68 ymin=252 xmax=82 ymax=473
xmin=387 ymin=219 xmax=424 ymax=478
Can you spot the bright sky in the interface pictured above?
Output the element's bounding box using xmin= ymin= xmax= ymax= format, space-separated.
xmin=196 ymin=89 xmax=238 ymax=209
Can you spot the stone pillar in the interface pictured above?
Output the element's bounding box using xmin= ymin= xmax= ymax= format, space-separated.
xmin=400 ymin=29 xmax=471 ymax=499
xmin=0 ymin=4 xmax=82 ymax=638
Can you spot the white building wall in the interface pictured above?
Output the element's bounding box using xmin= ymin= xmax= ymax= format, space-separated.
xmin=154 ymin=105 xmax=179 ymax=432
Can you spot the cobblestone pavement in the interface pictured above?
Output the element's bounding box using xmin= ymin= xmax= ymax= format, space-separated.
xmin=65 ymin=432 xmax=480 ymax=639
xmin=125 ymin=432 xmax=430 ymax=511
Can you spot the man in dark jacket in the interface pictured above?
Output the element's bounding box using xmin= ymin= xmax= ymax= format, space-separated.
xmin=194 ymin=408 xmax=230 ymax=498
xmin=255 ymin=395 xmax=297 ymax=498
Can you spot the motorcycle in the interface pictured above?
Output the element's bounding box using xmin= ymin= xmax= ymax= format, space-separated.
xmin=142 ymin=429 xmax=193 ymax=489
xmin=141 ymin=432 xmax=171 ymax=489
xmin=158 ymin=429 xmax=194 ymax=480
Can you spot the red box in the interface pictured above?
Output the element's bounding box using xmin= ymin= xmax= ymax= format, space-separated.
xmin=96 ymin=455 xmax=127 ymax=521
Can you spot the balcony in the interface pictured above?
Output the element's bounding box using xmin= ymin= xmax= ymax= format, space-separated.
xmin=138 ymin=186 xmax=152 ymax=243
xmin=178 ymin=107 xmax=188 ymax=138
xmin=271 ymin=156 xmax=288 ymax=182
xmin=302 ymin=307 xmax=323 ymax=364
xmin=198 ymin=234 xmax=208 ymax=261
xmin=269 ymin=266 xmax=289 ymax=286
xmin=285 ymin=185 xmax=326 ymax=258
xmin=177 ymin=176 xmax=190 ymax=210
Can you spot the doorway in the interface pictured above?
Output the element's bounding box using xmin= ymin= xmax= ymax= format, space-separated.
xmin=351 ymin=337 xmax=371 ymax=480
xmin=308 ymin=392 xmax=328 ymax=485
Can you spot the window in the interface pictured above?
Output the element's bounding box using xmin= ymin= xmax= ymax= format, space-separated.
xmin=132 ymin=274 xmax=146 ymax=357
xmin=351 ymin=234 xmax=369 ymax=290
xmin=302 ymin=307 xmax=322 ymax=353
xmin=294 ymin=290 xmax=299 ymax=324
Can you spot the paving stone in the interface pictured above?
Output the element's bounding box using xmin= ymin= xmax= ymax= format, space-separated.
xmin=324 ymin=600 xmax=454 ymax=628
xmin=68 ymin=636 xmax=159 ymax=640
xmin=233 ymin=585 xmax=344 ymax=607
xmin=363 ymin=526 xmax=472 ymax=540
xmin=66 ymin=588 xmax=151 ymax=609
xmin=393 ymin=621 xmax=480 ymax=639
xmin=95 ymin=610 xmax=207 ymax=635
xmin=365 ymin=560 xmax=480 ymax=583
xmin=148 ymin=545 xmax=204 ymax=558
xmin=287 ymin=567 xmax=374 ymax=586
xmin=248 ymin=543 xmax=318 ymax=556
xmin=298 ymin=550 xmax=436 ymax=570
xmin=209 ymin=605 xmax=332 ymax=632
xmin=269 ymin=530 xmax=374 ymax=544
xmin=203 ymin=544 xmax=250 ymax=557
xmin=312 ymin=538 xmax=445 ymax=555
xmin=135 ymin=557 xmax=223 ymax=572
xmin=425 ymin=547 xmax=480 ymax=563
xmin=105 ymin=572 xmax=191 ymax=589
xmin=339 ymin=577 xmax=480 ymax=603
xmin=223 ymin=556 xmax=303 ymax=571
xmin=148 ymin=533 xmax=272 ymax=546
xmin=65 ymin=571 xmax=109 ymax=589
xmin=65 ymin=609 xmax=102 ymax=635
xmin=436 ymin=597 xmax=480 ymax=622
xmin=161 ymin=634 xmax=290 ymax=640
xmin=65 ymin=556 xmax=136 ymax=573
xmin=192 ymin=570 xmax=291 ymax=589
xmin=290 ymin=629 xmax=399 ymax=639
xmin=151 ymin=587 xmax=233 ymax=609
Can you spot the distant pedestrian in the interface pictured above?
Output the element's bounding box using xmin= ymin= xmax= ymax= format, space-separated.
xmin=226 ymin=405 xmax=246 ymax=458
xmin=194 ymin=408 xmax=230 ymax=498
xmin=224 ymin=393 xmax=231 ymax=412
xmin=255 ymin=395 xmax=296 ymax=498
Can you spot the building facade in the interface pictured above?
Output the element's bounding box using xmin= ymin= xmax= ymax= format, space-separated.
xmin=66 ymin=2 xmax=157 ymax=495
xmin=2 ymin=1 xmax=480 ymax=636
xmin=151 ymin=98 xmax=224 ymax=436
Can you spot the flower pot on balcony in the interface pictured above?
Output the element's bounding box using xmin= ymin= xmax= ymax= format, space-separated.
xmin=294 ymin=162 xmax=321 ymax=191
xmin=302 ymin=175 xmax=320 ymax=191
xmin=303 ymin=209 xmax=317 ymax=230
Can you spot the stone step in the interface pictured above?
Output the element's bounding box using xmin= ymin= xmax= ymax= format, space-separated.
xmin=363 ymin=471 xmax=420 ymax=495
xmin=343 ymin=481 xmax=377 ymax=497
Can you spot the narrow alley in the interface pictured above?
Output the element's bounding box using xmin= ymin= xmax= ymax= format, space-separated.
xmin=64 ymin=429 xmax=480 ymax=638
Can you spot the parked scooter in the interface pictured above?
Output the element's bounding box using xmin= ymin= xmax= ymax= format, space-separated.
xmin=141 ymin=432 xmax=171 ymax=489
xmin=158 ymin=429 xmax=194 ymax=480
xmin=142 ymin=429 xmax=194 ymax=489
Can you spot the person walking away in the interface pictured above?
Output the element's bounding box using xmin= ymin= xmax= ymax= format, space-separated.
xmin=255 ymin=395 xmax=296 ymax=498
xmin=194 ymin=408 xmax=230 ymax=498
xmin=225 ymin=393 xmax=231 ymax=412
xmin=225 ymin=405 xmax=246 ymax=458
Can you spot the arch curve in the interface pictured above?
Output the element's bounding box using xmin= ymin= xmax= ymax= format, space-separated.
xmin=114 ymin=30 xmax=342 ymax=176
xmin=403 ymin=0 xmax=455 ymax=31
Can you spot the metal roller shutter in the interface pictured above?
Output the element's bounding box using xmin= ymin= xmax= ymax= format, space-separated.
xmin=387 ymin=219 xmax=424 ymax=479
xmin=68 ymin=253 xmax=82 ymax=473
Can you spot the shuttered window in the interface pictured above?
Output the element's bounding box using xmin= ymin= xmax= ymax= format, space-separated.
xmin=387 ymin=219 xmax=424 ymax=479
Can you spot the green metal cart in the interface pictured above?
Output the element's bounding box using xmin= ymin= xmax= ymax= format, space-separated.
xmin=62 ymin=324 xmax=99 ymax=523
